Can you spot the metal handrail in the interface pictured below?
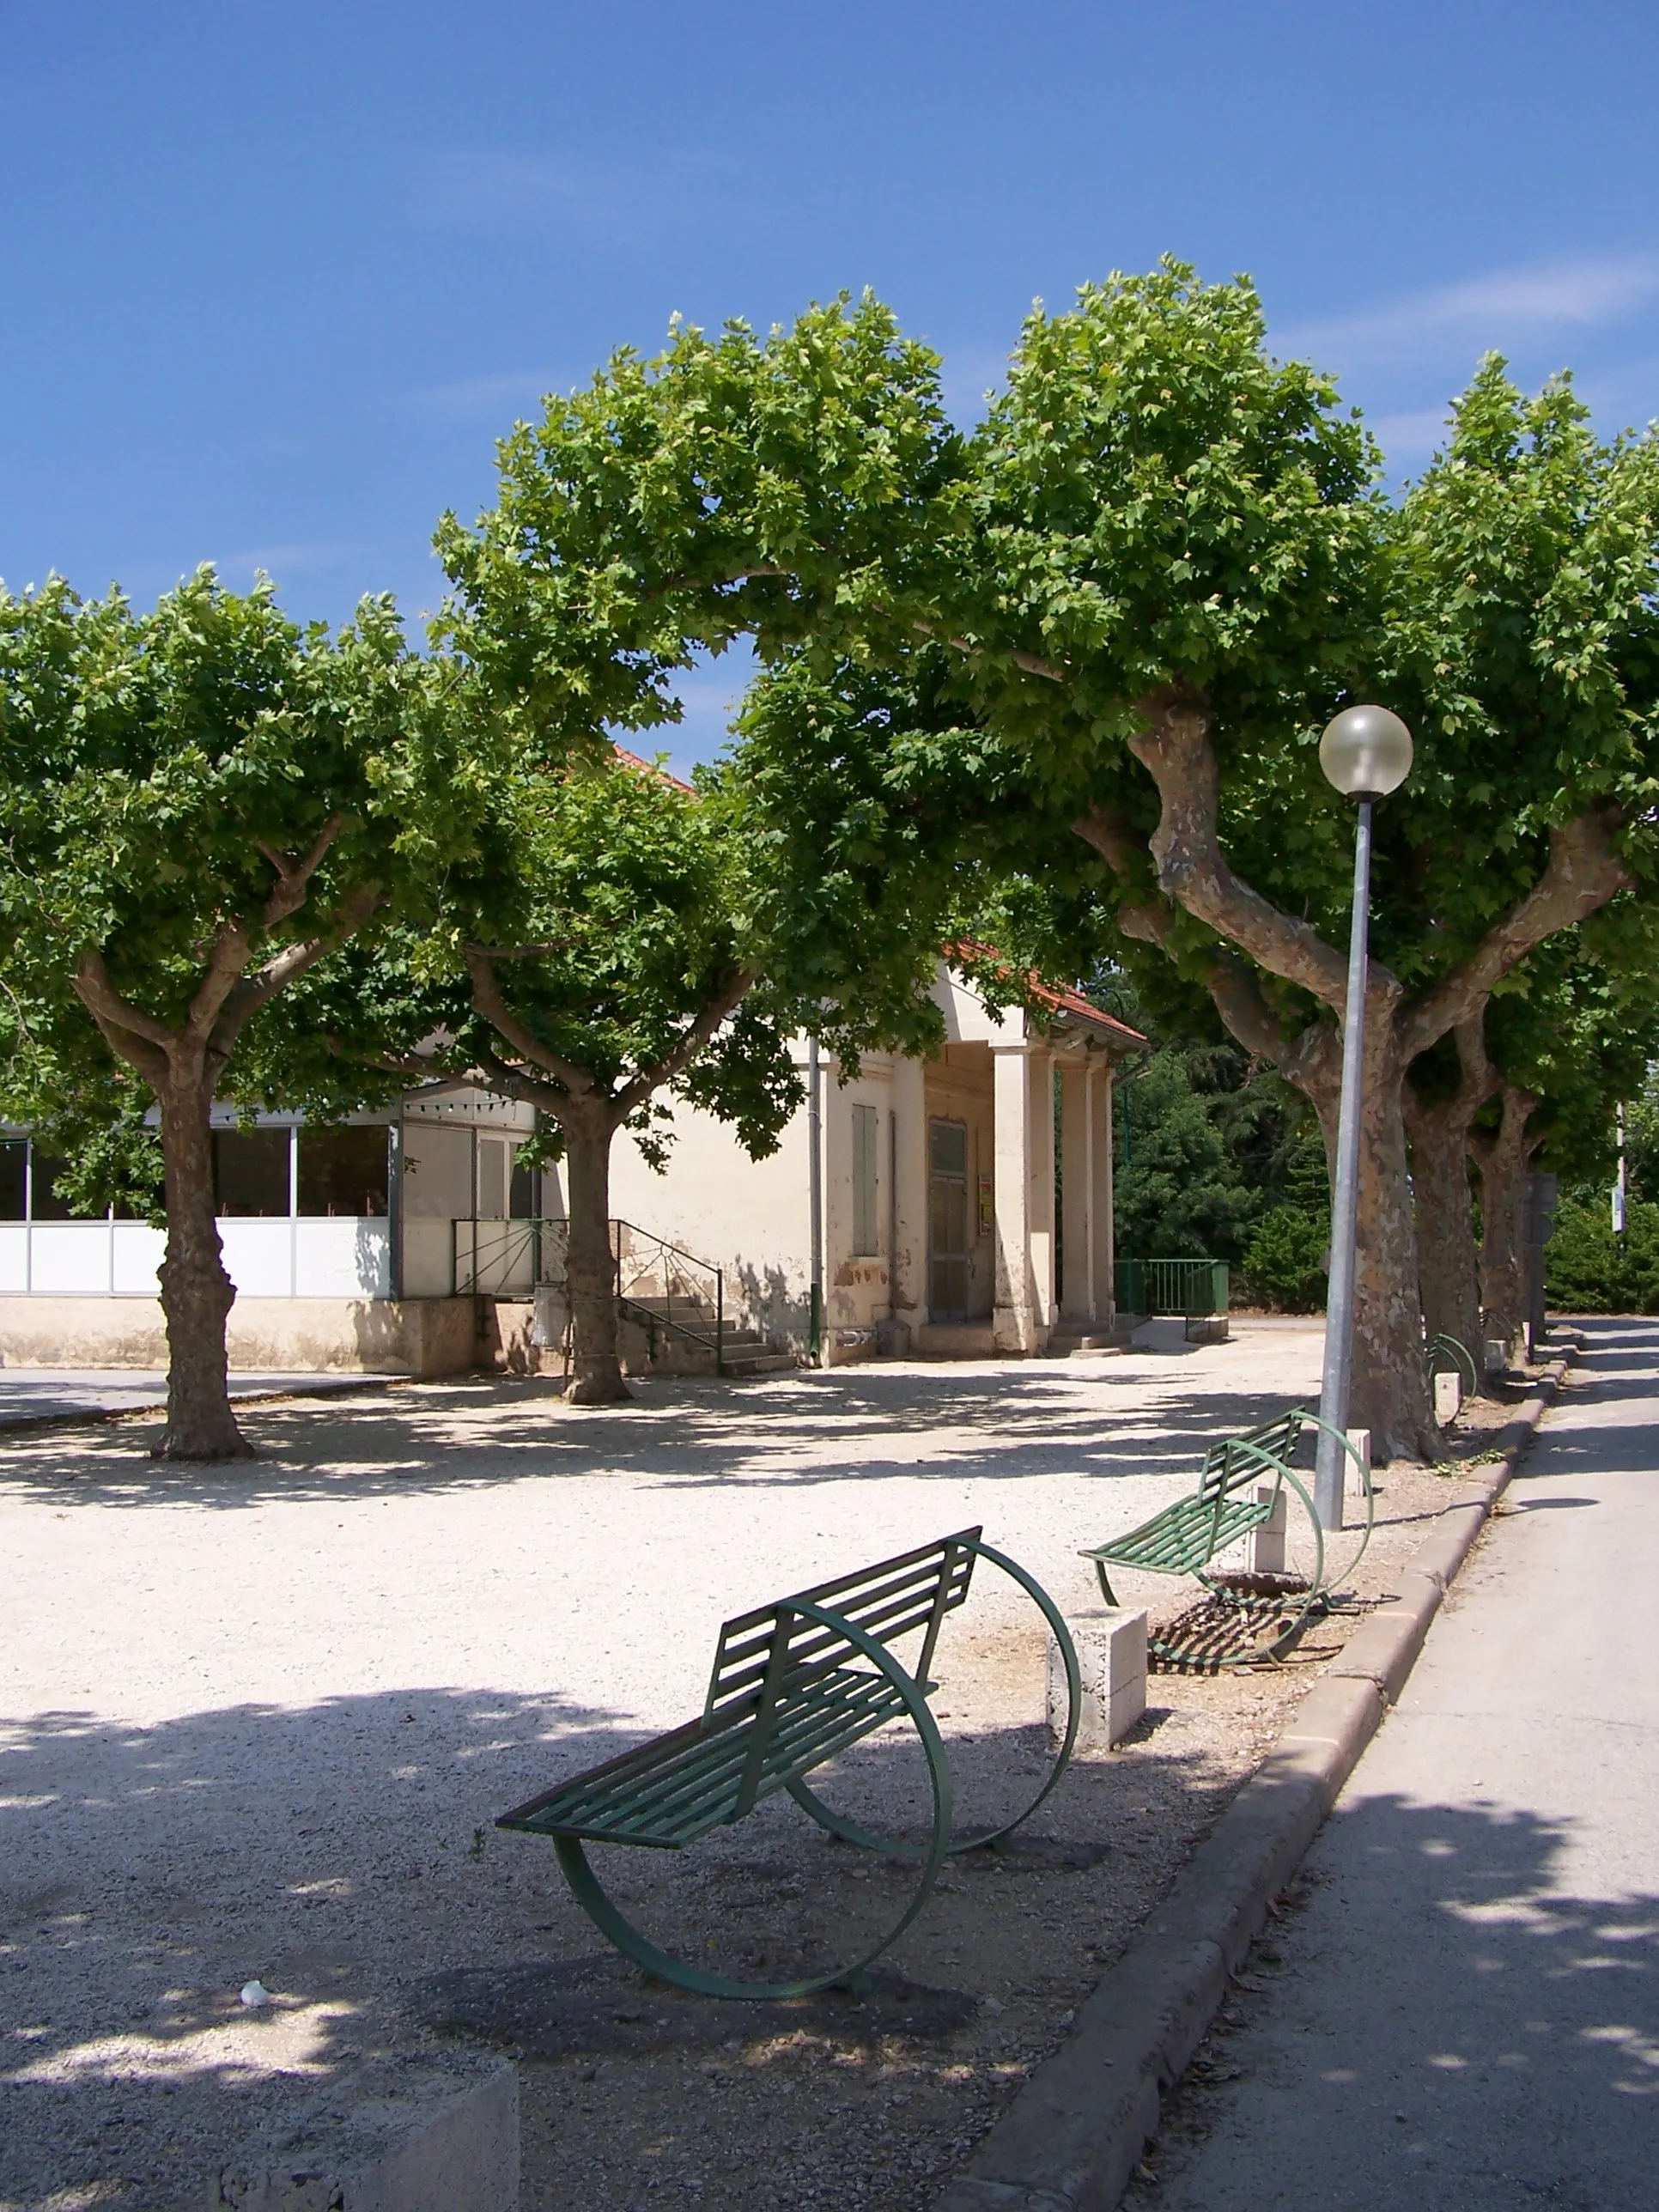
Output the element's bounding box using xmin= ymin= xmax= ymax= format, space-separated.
xmin=1119 ymin=1256 xmax=1230 ymax=1318
xmin=450 ymin=1213 xmax=726 ymax=1376
xmin=451 ymin=1215 xmax=553 ymax=1296
xmin=611 ymin=1218 xmax=725 ymax=1376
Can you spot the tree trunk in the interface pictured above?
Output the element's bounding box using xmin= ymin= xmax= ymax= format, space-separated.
xmin=1474 ymin=1087 xmax=1539 ymax=1354
xmin=1405 ymin=1091 xmax=1487 ymax=1390
xmin=561 ymin=1105 xmax=628 ymax=1404
xmin=1303 ymin=1018 xmax=1440 ymax=1464
xmin=153 ymin=1071 xmax=253 ymax=1461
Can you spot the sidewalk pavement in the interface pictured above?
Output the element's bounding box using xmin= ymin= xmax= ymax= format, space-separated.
xmin=1134 ymin=1316 xmax=1658 ymax=2210
xmin=0 ymin=1368 xmax=398 ymax=1430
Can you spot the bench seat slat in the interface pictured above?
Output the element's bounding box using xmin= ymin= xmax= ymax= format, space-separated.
xmin=1082 ymin=1409 xmax=1308 ymax=1589
xmin=593 ymin=1670 xmax=905 ymax=1843
xmin=1086 ymin=1495 xmax=1269 ymax=1577
xmin=500 ymin=1665 xmax=911 ymax=1848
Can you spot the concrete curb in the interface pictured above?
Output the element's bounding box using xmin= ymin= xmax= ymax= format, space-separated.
xmin=934 ymin=1345 xmax=1578 ymax=2212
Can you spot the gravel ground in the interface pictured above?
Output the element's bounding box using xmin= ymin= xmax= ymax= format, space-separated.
xmin=0 ymin=1330 xmax=1527 ymax=2211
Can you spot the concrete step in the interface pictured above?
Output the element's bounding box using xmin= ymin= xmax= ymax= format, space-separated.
xmin=915 ymin=1323 xmax=999 ymax=1359
xmin=1045 ymin=1327 xmax=1133 ymax=1358
xmin=722 ymin=1352 xmax=797 ymax=1376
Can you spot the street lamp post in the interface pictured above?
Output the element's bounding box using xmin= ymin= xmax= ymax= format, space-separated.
xmin=1314 ymin=704 xmax=1413 ymax=1530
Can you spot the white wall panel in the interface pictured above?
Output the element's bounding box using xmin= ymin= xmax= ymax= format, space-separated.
xmin=295 ymin=1218 xmax=390 ymax=1297
xmin=29 ymin=1223 xmax=112 ymax=1297
xmin=112 ymin=1224 xmax=165 ymax=1297
xmin=220 ymin=1220 xmax=294 ymax=1297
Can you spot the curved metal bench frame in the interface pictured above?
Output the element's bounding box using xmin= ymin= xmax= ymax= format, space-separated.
xmin=1425 ymin=1332 xmax=1479 ymax=1402
xmin=513 ymin=1534 xmax=1079 ymax=2002
xmin=1090 ymin=1411 xmax=1376 ymax=1671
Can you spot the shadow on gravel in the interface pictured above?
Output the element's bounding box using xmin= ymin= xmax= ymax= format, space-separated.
xmin=0 ymin=1365 xmax=1324 ymax=1512
xmin=1 ymin=1680 xmax=1224 ymax=2210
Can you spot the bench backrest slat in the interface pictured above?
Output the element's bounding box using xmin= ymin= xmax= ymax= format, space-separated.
xmin=704 ymin=1528 xmax=981 ymax=1732
xmin=1196 ymin=1411 xmax=1304 ymax=1508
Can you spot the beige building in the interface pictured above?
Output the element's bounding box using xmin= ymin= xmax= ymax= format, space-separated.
xmin=0 ymin=966 xmax=1141 ymax=1376
xmin=606 ymin=963 xmax=1145 ymax=1363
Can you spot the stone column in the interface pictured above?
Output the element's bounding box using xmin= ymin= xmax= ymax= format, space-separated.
xmin=1029 ymin=1049 xmax=1057 ymax=1334
xmin=1093 ymin=1065 xmax=1116 ymax=1326
xmin=992 ymin=1045 xmax=1038 ymax=1352
xmin=1059 ymin=1059 xmax=1094 ymax=1325
xmin=890 ymin=1050 xmax=929 ymax=1331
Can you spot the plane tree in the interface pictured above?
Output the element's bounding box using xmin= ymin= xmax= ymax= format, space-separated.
xmin=0 ymin=571 xmax=437 ymax=1460
xmin=928 ymin=269 xmax=1659 ymax=1457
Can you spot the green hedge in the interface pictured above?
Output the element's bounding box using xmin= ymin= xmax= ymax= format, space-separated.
xmin=1545 ymin=1198 xmax=1659 ymax=1314
xmin=1239 ymin=1205 xmax=1328 ymax=1312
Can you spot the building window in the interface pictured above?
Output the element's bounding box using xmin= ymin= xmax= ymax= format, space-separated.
xmin=299 ymin=1126 xmax=388 ymax=1218
xmin=0 ymin=1140 xmax=26 ymax=1219
xmin=852 ymin=1103 xmax=879 ymax=1256
xmin=214 ymin=1129 xmax=291 ymax=1217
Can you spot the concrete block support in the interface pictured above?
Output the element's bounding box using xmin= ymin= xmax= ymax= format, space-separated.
xmin=1434 ymin=1370 xmax=1463 ymax=1425
xmin=1346 ymin=1426 xmax=1372 ymax=1503
xmin=1249 ymin=1485 xmax=1287 ymax=1576
xmin=1049 ymin=1609 xmax=1147 ymax=1752
xmin=210 ymin=2054 xmax=519 ymax=2212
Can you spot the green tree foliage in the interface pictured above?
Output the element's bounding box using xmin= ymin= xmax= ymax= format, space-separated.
xmin=0 ymin=569 xmax=433 ymax=1457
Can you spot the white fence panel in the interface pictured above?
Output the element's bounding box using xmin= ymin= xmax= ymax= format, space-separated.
xmin=295 ymin=1218 xmax=390 ymax=1298
xmin=112 ymin=1224 xmax=165 ymax=1296
xmin=0 ymin=1223 xmax=28 ymax=1294
xmin=29 ymin=1222 xmax=112 ymax=1297
xmin=219 ymin=1220 xmax=294 ymax=1297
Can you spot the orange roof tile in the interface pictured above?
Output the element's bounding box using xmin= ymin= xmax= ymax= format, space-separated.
xmin=950 ymin=939 xmax=1147 ymax=1050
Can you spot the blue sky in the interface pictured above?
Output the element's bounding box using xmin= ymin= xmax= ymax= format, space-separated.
xmin=4 ymin=2 xmax=1657 ymax=772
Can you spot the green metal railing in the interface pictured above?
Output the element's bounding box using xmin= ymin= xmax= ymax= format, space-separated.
xmin=1118 ymin=1256 xmax=1230 ymax=1319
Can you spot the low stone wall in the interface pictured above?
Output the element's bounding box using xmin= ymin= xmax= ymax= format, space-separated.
xmin=0 ymin=1296 xmax=478 ymax=1378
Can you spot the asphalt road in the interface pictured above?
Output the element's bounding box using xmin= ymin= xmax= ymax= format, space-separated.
xmin=1140 ymin=1317 xmax=1659 ymax=2212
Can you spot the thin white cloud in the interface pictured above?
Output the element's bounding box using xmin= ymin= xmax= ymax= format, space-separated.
xmin=214 ymin=540 xmax=367 ymax=575
xmin=1369 ymin=406 xmax=1457 ymax=463
xmin=410 ymin=147 xmax=736 ymax=243
xmin=404 ymin=370 xmax=561 ymax=422
xmin=1279 ymin=255 xmax=1659 ymax=368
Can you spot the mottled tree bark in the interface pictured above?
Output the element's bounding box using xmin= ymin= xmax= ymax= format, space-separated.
xmin=464 ymin=948 xmax=754 ymax=1407
xmin=1473 ymin=1085 xmax=1540 ymax=1352
xmin=69 ymin=829 xmax=369 ymax=1461
xmin=1076 ymin=695 xmax=1631 ymax=1462
xmin=560 ymin=1105 xmax=625 ymax=1405
xmin=1404 ymin=1018 xmax=1495 ymax=1389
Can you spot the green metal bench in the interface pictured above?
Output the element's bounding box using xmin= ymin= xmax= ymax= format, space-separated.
xmin=497 ymin=1528 xmax=1080 ymax=2000
xmin=1425 ymin=1332 xmax=1478 ymax=1403
xmin=1080 ymin=1410 xmax=1372 ymax=1667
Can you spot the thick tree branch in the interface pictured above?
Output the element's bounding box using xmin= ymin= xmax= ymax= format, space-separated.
xmin=207 ymin=887 xmax=385 ymax=1069
xmin=255 ymin=815 xmax=345 ymax=931
xmin=1127 ymin=694 xmax=1363 ymax=1014
xmin=1400 ymin=805 xmax=1633 ymax=1060
xmin=911 ymin=617 xmax=1067 ymax=684
xmin=1075 ymin=802 xmax=1335 ymax=1093
xmin=72 ymin=951 xmax=176 ymax=1054
xmin=613 ymin=966 xmax=758 ymax=1118
xmin=464 ymin=947 xmax=597 ymax=1098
